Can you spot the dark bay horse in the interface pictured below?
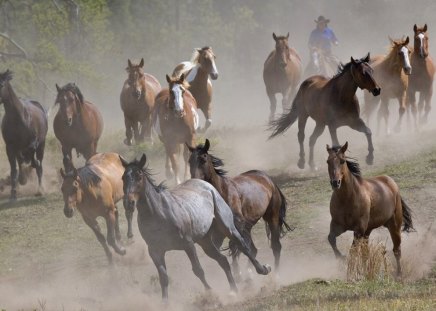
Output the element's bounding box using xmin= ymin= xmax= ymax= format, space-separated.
xmin=0 ymin=70 xmax=48 ymax=200
xmin=153 ymin=74 xmax=198 ymax=184
xmin=120 ymin=154 xmax=271 ymax=301
xmin=270 ymin=54 xmax=381 ymax=169
xmin=326 ymin=142 xmax=414 ymax=277
xmin=60 ymin=153 xmax=131 ymax=263
xmin=363 ymin=37 xmax=412 ymax=134
xmin=263 ymin=33 xmax=302 ymax=121
xmin=172 ymin=46 xmax=218 ymax=132
xmin=120 ymin=58 xmax=161 ymax=145
xmin=187 ymin=139 xmax=292 ymax=276
xmin=54 ymin=83 xmax=103 ymax=170
xmin=407 ymin=24 xmax=435 ymax=126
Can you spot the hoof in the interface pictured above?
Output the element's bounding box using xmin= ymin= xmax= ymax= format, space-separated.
xmin=123 ymin=138 xmax=132 ymax=146
xmin=9 ymin=195 xmax=17 ymax=202
xmin=263 ymin=264 xmax=272 ymax=274
xmin=116 ymin=247 xmax=126 ymax=256
xmin=366 ymin=154 xmax=374 ymax=165
xmin=297 ymin=158 xmax=305 ymax=169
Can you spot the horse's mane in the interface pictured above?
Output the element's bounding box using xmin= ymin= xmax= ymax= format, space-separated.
xmin=330 ymin=146 xmax=362 ymax=178
xmin=332 ymin=60 xmax=355 ymax=79
xmin=59 ymin=83 xmax=85 ymax=104
xmin=194 ymin=143 xmax=227 ymax=176
xmin=190 ymin=46 xmax=212 ymax=64
xmin=0 ymin=69 xmax=13 ymax=84
xmin=142 ymin=166 xmax=167 ymax=192
xmin=78 ymin=166 xmax=102 ymax=187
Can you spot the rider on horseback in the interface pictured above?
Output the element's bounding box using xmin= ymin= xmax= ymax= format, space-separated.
xmin=308 ymin=16 xmax=339 ymax=75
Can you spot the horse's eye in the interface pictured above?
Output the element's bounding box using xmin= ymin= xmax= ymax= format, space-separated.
xmin=73 ymin=181 xmax=79 ymax=188
xmin=340 ymin=159 xmax=345 ymax=164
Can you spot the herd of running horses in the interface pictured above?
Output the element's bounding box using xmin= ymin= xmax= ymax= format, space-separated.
xmin=0 ymin=23 xmax=431 ymax=302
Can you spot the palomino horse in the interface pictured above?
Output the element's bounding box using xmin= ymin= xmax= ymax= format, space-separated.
xmin=60 ymin=153 xmax=132 ymax=263
xmin=153 ymin=74 xmax=198 ymax=184
xmin=270 ymin=54 xmax=381 ymax=169
xmin=263 ymin=33 xmax=302 ymax=121
xmin=172 ymin=46 xmax=218 ymax=132
xmin=0 ymin=70 xmax=48 ymax=200
xmin=363 ymin=37 xmax=412 ymax=134
xmin=54 ymin=83 xmax=103 ymax=170
xmin=304 ymin=47 xmax=339 ymax=78
xmin=120 ymin=58 xmax=161 ymax=145
xmin=187 ymin=139 xmax=293 ymax=276
xmin=407 ymin=24 xmax=435 ymax=127
xmin=120 ymin=154 xmax=271 ymax=301
xmin=326 ymin=142 xmax=414 ymax=277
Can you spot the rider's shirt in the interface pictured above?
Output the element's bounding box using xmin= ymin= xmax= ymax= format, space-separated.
xmin=308 ymin=27 xmax=338 ymax=54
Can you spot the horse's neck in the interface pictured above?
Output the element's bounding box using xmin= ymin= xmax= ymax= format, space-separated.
xmin=334 ymin=70 xmax=358 ymax=101
xmin=382 ymin=51 xmax=403 ymax=73
xmin=207 ymin=169 xmax=227 ymax=194
xmin=138 ymin=178 xmax=164 ymax=216
xmin=191 ymin=65 xmax=208 ymax=86
xmin=2 ymin=83 xmax=26 ymax=120
xmin=336 ymin=166 xmax=359 ymax=198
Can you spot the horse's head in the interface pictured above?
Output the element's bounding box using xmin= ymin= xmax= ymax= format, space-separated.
xmin=60 ymin=167 xmax=82 ymax=218
xmin=187 ymin=139 xmax=226 ymax=180
xmin=126 ymin=58 xmax=145 ymax=99
xmin=166 ymin=73 xmax=189 ymax=118
xmin=326 ymin=142 xmax=348 ymax=190
xmin=390 ymin=36 xmax=412 ymax=75
xmin=55 ymin=83 xmax=84 ymax=127
xmin=120 ymin=154 xmax=147 ymax=212
xmin=0 ymin=69 xmax=13 ymax=101
xmin=349 ymin=53 xmax=381 ymax=96
xmin=273 ymin=32 xmax=290 ymax=68
xmin=196 ymin=47 xmax=218 ymax=80
xmin=413 ymin=24 xmax=429 ymax=58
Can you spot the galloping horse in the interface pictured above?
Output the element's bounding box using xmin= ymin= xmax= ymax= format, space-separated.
xmin=0 ymin=70 xmax=48 ymax=200
xmin=407 ymin=24 xmax=435 ymax=127
xmin=120 ymin=154 xmax=271 ymax=301
xmin=326 ymin=142 xmax=414 ymax=277
xmin=54 ymin=83 xmax=103 ymax=170
xmin=363 ymin=37 xmax=412 ymax=134
xmin=120 ymin=59 xmax=161 ymax=145
xmin=60 ymin=153 xmax=131 ymax=263
xmin=172 ymin=46 xmax=218 ymax=132
xmin=153 ymin=74 xmax=198 ymax=184
xmin=263 ymin=33 xmax=302 ymax=121
xmin=270 ymin=54 xmax=381 ymax=169
xmin=304 ymin=47 xmax=339 ymax=78
xmin=187 ymin=139 xmax=292 ymax=276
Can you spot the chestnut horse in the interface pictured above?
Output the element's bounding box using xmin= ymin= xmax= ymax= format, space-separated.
xmin=120 ymin=58 xmax=161 ymax=145
xmin=264 ymin=33 xmax=302 ymax=121
xmin=187 ymin=139 xmax=292 ymax=276
xmin=363 ymin=37 xmax=412 ymax=134
xmin=153 ymin=74 xmax=198 ymax=184
xmin=60 ymin=153 xmax=132 ymax=263
xmin=0 ymin=70 xmax=48 ymax=200
xmin=270 ymin=54 xmax=381 ymax=169
xmin=172 ymin=46 xmax=218 ymax=132
xmin=54 ymin=83 xmax=103 ymax=170
xmin=407 ymin=24 xmax=435 ymax=127
xmin=326 ymin=142 xmax=414 ymax=277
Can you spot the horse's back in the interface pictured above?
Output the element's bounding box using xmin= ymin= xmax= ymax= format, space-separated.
xmin=25 ymin=99 xmax=48 ymax=135
xmin=144 ymin=73 xmax=161 ymax=94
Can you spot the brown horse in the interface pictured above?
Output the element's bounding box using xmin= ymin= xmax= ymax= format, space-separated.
xmin=263 ymin=33 xmax=302 ymax=121
xmin=153 ymin=74 xmax=198 ymax=184
xmin=187 ymin=139 xmax=292 ymax=276
xmin=60 ymin=153 xmax=132 ymax=263
xmin=0 ymin=70 xmax=48 ymax=200
xmin=363 ymin=37 xmax=412 ymax=134
xmin=407 ymin=24 xmax=435 ymax=127
xmin=270 ymin=54 xmax=381 ymax=169
xmin=54 ymin=83 xmax=103 ymax=170
xmin=326 ymin=142 xmax=414 ymax=277
xmin=172 ymin=46 xmax=218 ymax=132
xmin=120 ymin=58 xmax=161 ymax=145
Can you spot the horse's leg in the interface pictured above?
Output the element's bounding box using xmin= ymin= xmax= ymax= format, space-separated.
xmin=282 ymin=88 xmax=292 ymax=112
xmin=348 ymin=118 xmax=374 ymax=165
xmin=148 ymin=248 xmax=169 ymax=301
xmin=17 ymin=156 xmax=27 ymax=186
xmin=407 ymin=90 xmax=418 ymax=131
xmin=105 ymin=208 xmax=126 ymax=256
xmin=123 ymin=116 xmax=133 ymax=146
xmin=82 ymin=216 xmax=113 ymax=263
xmin=132 ymin=121 xmax=141 ymax=144
xmin=35 ymin=142 xmax=45 ymax=195
xmin=184 ymin=240 xmax=211 ymax=290
xmin=228 ymin=239 xmax=242 ymax=281
xmin=387 ymin=222 xmax=402 ymax=278
xmin=328 ymin=125 xmax=340 ymax=146
xmin=6 ymin=145 xmax=18 ymax=201
xmin=423 ymin=88 xmax=433 ymax=124
xmin=114 ymin=208 xmax=122 ymax=242
xmin=394 ymin=92 xmax=407 ymax=133
xmin=377 ymin=97 xmax=390 ymax=135
xmin=297 ymin=114 xmax=309 ymax=169
xmin=167 ymin=145 xmax=180 ymax=184
xmin=124 ymin=200 xmax=134 ymax=239
xmin=198 ymin=234 xmax=238 ymax=293
xmin=62 ymin=146 xmax=74 ymax=171
xmin=267 ymin=92 xmax=277 ymax=122
xmin=308 ymin=123 xmax=325 ymax=170
xmin=328 ymin=221 xmax=346 ymax=259
xmin=183 ymin=142 xmax=191 ymax=181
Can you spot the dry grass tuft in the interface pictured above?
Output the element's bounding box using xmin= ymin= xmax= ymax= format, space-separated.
xmin=191 ymin=290 xmax=223 ymax=311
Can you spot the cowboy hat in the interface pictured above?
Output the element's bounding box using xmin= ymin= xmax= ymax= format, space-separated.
xmin=315 ymin=15 xmax=330 ymax=24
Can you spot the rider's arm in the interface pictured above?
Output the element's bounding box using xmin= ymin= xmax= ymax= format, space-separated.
xmin=330 ymin=29 xmax=339 ymax=46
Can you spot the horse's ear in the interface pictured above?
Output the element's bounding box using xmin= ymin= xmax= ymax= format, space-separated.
xmin=138 ymin=154 xmax=147 ymax=169
xmin=204 ymin=139 xmax=210 ymax=153
xmin=405 ymin=36 xmax=410 ymax=45
xmin=60 ymin=168 xmax=65 ymax=179
xmin=326 ymin=144 xmax=331 ymax=151
xmin=166 ymin=74 xmax=171 ymax=84
xmin=272 ymin=32 xmax=277 ymax=41
xmin=286 ymin=32 xmax=289 ymax=39
xmin=364 ymin=52 xmax=370 ymax=63
xmin=185 ymin=143 xmax=195 ymax=153
xmin=179 ymin=73 xmax=185 ymax=83
xmin=388 ymin=36 xmax=394 ymax=45
xmin=56 ymin=84 xmax=61 ymax=93
xmin=139 ymin=58 xmax=144 ymax=68
xmin=128 ymin=59 xmax=133 ymax=68
xmin=340 ymin=142 xmax=348 ymax=154
xmin=119 ymin=155 xmax=129 ymax=168
xmin=423 ymin=24 xmax=427 ymax=32
xmin=350 ymin=56 xmax=356 ymax=64
xmin=413 ymin=24 xmax=418 ymax=33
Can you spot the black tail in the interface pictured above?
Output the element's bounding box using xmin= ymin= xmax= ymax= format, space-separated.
xmin=265 ymin=186 xmax=294 ymax=240
xmin=401 ymin=198 xmax=415 ymax=233
xmin=268 ymin=87 xmax=301 ymax=139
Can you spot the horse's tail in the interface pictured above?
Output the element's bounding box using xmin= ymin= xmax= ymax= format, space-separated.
xmin=268 ymin=86 xmax=302 ymax=139
xmin=401 ymin=197 xmax=415 ymax=233
xmin=265 ymin=185 xmax=294 ymax=240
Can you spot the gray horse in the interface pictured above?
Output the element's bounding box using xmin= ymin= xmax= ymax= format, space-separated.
xmin=120 ymin=154 xmax=271 ymax=301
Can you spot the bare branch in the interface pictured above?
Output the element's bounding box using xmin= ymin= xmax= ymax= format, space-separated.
xmin=0 ymin=31 xmax=28 ymax=58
